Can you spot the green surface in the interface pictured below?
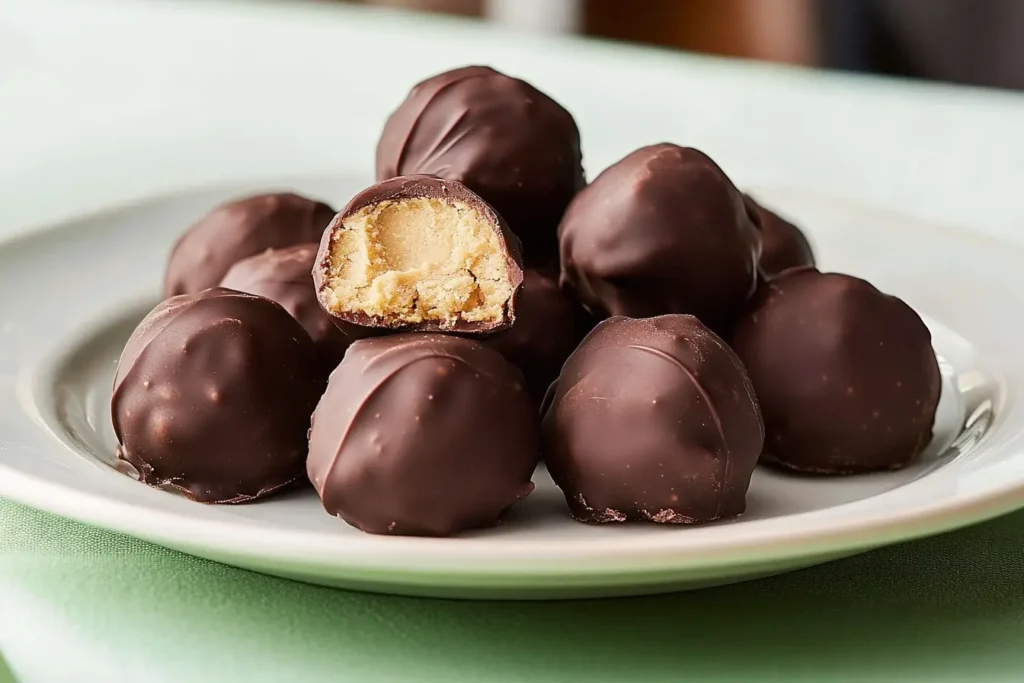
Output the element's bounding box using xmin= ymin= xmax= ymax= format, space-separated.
xmin=0 ymin=653 xmax=15 ymax=683
xmin=0 ymin=499 xmax=1022 ymax=683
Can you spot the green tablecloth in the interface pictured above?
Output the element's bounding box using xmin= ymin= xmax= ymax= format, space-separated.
xmin=1 ymin=499 xmax=1021 ymax=682
xmin=0 ymin=653 xmax=13 ymax=683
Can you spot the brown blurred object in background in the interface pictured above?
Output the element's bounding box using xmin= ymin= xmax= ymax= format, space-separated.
xmin=351 ymin=0 xmax=1024 ymax=90
xmin=355 ymin=0 xmax=817 ymax=63
xmin=585 ymin=0 xmax=817 ymax=65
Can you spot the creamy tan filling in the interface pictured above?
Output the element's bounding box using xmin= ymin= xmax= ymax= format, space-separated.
xmin=320 ymin=197 xmax=513 ymax=327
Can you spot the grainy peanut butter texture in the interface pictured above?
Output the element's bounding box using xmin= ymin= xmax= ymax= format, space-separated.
xmin=315 ymin=176 xmax=523 ymax=333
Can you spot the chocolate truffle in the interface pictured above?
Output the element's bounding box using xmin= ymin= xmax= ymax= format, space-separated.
xmin=731 ymin=268 xmax=941 ymax=474
xmin=111 ymin=288 xmax=326 ymax=503
xmin=542 ymin=315 xmax=764 ymax=524
xmin=558 ymin=144 xmax=760 ymax=335
xmin=376 ymin=66 xmax=585 ymax=266
xmin=165 ymin=192 xmax=335 ymax=297
xmin=314 ymin=175 xmax=523 ymax=334
xmin=744 ymin=195 xmax=815 ymax=277
xmin=220 ymin=244 xmax=374 ymax=372
xmin=307 ymin=334 xmax=539 ymax=536
xmin=482 ymin=268 xmax=585 ymax=406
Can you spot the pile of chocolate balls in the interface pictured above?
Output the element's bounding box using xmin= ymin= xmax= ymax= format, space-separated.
xmin=111 ymin=66 xmax=941 ymax=536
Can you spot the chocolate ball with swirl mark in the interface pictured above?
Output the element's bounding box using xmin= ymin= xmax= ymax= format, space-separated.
xmin=307 ymin=333 xmax=539 ymax=536
xmin=542 ymin=314 xmax=764 ymax=524
xmin=376 ymin=66 xmax=585 ymax=266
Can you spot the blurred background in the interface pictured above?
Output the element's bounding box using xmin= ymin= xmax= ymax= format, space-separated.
xmin=344 ymin=0 xmax=1024 ymax=90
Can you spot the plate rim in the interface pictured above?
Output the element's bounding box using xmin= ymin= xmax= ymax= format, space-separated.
xmin=1 ymin=184 xmax=1023 ymax=585
xmin=1 ymin=448 xmax=1022 ymax=576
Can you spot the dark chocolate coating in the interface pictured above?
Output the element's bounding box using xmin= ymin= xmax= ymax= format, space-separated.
xmin=307 ymin=334 xmax=539 ymax=537
xmin=111 ymin=288 xmax=326 ymax=503
xmin=542 ymin=315 xmax=764 ymax=524
xmin=314 ymin=174 xmax=524 ymax=334
xmin=731 ymin=268 xmax=941 ymax=474
xmin=376 ymin=66 xmax=585 ymax=266
xmin=558 ymin=144 xmax=761 ymax=335
xmin=165 ymin=193 xmax=335 ymax=297
xmin=744 ymin=195 xmax=815 ymax=278
xmin=482 ymin=268 xmax=585 ymax=406
xmin=220 ymin=244 xmax=375 ymax=373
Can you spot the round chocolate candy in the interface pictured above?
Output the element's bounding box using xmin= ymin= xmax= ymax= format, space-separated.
xmin=542 ymin=314 xmax=764 ymax=524
xmin=307 ymin=334 xmax=539 ymax=537
xmin=376 ymin=66 xmax=585 ymax=266
xmin=731 ymin=268 xmax=941 ymax=474
xmin=558 ymin=144 xmax=760 ymax=335
xmin=743 ymin=194 xmax=815 ymax=278
xmin=165 ymin=192 xmax=335 ymax=297
xmin=220 ymin=244 xmax=374 ymax=372
xmin=313 ymin=175 xmax=523 ymax=334
xmin=111 ymin=288 xmax=326 ymax=503
xmin=482 ymin=268 xmax=587 ymax=407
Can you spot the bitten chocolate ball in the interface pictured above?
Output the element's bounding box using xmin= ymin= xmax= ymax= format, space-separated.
xmin=744 ymin=195 xmax=815 ymax=277
xmin=542 ymin=315 xmax=764 ymax=525
xmin=307 ymin=334 xmax=539 ymax=537
xmin=220 ymin=244 xmax=374 ymax=372
xmin=314 ymin=175 xmax=523 ymax=334
xmin=731 ymin=268 xmax=941 ymax=474
xmin=558 ymin=144 xmax=760 ymax=335
xmin=376 ymin=66 xmax=585 ymax=266
xmin=483 ymin=268 xmax=586 ymax=406
xmin=111 ymin=288 xmax=326 ymax=503
xmin=165 ymin=192 xmax=335 ymax=297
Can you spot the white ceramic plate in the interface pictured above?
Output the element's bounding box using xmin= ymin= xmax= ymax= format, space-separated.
xmin=0 ymin=177 xmax=1020 ymax=599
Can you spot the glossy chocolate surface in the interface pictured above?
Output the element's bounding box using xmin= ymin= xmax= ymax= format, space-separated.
xmin=559 ymin=144 xmax=760 ymax=335
xmin=220 ymin=243 xmax=374 ymax=372
xmin=307 ymin=333 xmax=540 ymax=536
xmin=165 ymin=193 xmax=335 ymax=297
xmin=112 ymin=288 xmax=326 ymax=503
xmin=376 ymin=66 xmax=585 ymax=266
xmin=542 ymin=314 xmax=764 ymax=524
xmin=482 ymin=268 xmax=586 ymax=406
xmin=731 ymin=268 xmax=941 ymax=474
xmin=744 ymin=195 xmax=815 ymax=278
